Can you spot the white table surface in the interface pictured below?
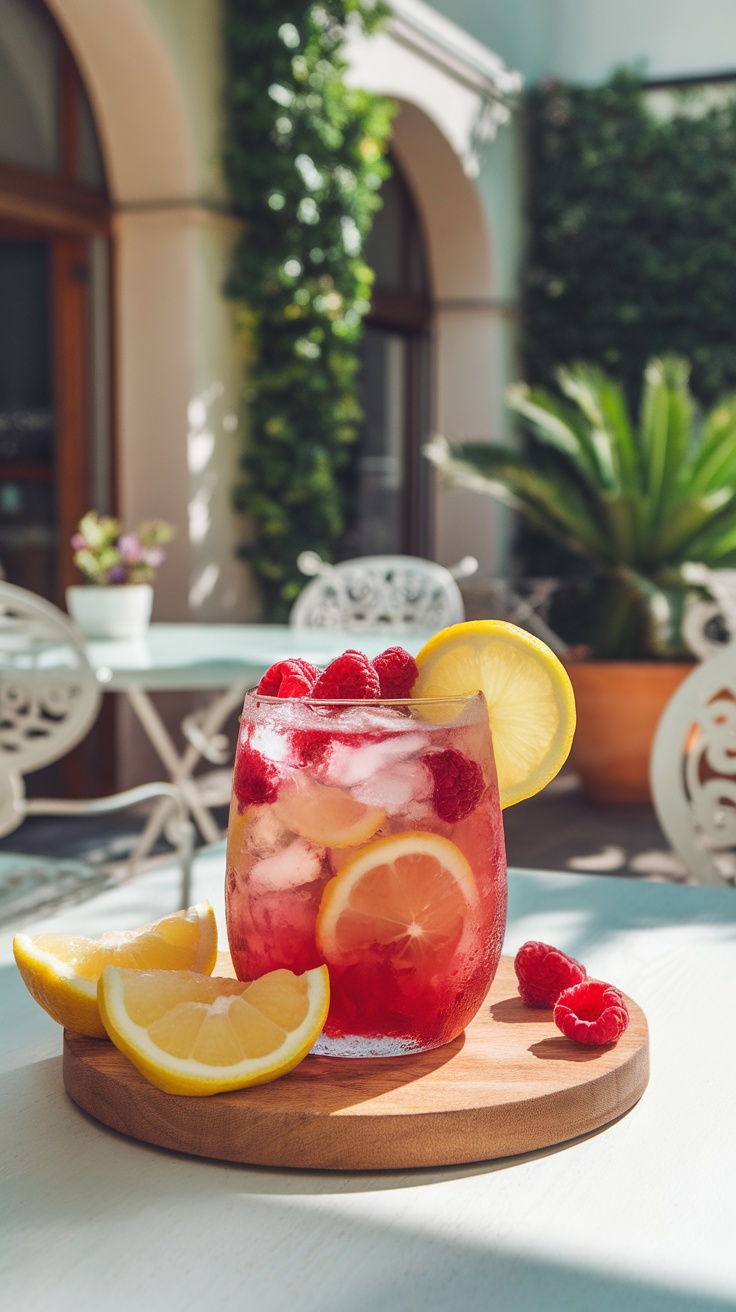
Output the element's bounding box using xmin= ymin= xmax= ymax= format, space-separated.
xmin=86 ymin=625 xmax=434 ymax=691
xmin=2 ymin=852 xmax=736 ymax=1312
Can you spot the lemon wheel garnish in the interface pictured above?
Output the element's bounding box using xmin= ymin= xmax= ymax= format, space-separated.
xmin=316 ymin=831 xmax=477 ymax=969
xmin=13 ymin=901 xmax=218 ymax=1038
xmin=98 ymin=964 xmax=330 ymax=1095
xmin=414 ymin=620 xmax=576 ymax=808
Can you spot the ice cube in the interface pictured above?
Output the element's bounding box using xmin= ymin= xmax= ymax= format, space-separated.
xmin=248 ymin=838 xmax=327 ymax=894
xmin=250 ymin=723 xmax=293 ymax=764
xmin=352 ymin=756 xmax=433 ymax=814
xmin=324 ymin=732 xmax=429 ymax=787
xmin=246 ymin=805 xmax=290 ymax=856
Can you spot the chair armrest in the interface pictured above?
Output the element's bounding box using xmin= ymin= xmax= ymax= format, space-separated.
xmin=22 ymin=782 xmax=185 ymax=818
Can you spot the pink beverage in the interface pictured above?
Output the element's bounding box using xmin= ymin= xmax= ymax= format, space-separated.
xmin=226 ymin=691 xmax=507 ymax=1056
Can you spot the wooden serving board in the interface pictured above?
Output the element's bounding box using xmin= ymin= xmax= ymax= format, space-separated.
xmin=63 ymin=957 xmax=649 ymax=1171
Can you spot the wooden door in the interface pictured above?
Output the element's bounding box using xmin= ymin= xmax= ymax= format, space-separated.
xmin=0 ymin=224 xmax=97 ymax=605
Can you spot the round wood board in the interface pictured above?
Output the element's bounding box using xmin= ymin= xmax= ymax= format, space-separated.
xmin=62 ymin=956 xmax=649 ymax=1171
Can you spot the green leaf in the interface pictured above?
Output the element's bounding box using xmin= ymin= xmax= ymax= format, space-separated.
xmin=556 ymin=365 xmax=623 ymax=492
xmin=646 ymin=488 xmax=735 ymax=562
xmin=426 ymin=437 xmax=613 ymax=563
xmin=506 ymin=383 xmax=602 ymax=486
xmin=688 ymin=396 xmax=736 ymax=493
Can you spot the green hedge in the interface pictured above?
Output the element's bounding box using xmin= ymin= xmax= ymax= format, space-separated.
xmin=523 ymin=70 xmax=736 ymax=408
xmin=222 ymin=0 xmax=393 ymax=619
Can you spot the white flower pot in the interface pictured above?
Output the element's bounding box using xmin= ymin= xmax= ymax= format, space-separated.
xmin=66 ymin=584 xmax=154 ymax=640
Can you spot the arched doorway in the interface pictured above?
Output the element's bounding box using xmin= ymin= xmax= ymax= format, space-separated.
xmin=342 ymin=160 xmax=433 ymax=559
xmin=0 ymin=0 xmax=111 ymax=604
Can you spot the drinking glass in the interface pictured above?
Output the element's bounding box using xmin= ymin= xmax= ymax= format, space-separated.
xmin=225 ymin=690 xmax=507 ymax=1056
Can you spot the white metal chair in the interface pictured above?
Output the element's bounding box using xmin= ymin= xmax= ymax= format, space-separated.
xmin=682 ymin=567 xmax=736 ymax=661
xmin=290 ymin=552 xmax=479 ymax=633
xmin=0 ymin=581 xmax=194 ymax=925
xmin=650 ymin=644 xmax=736 ymax=886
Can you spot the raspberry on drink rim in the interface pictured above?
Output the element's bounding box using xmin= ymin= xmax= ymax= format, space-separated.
xmin=311 ymin=650 xmax=381 ymax=700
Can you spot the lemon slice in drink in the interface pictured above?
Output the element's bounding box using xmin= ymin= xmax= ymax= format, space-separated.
xmin=276 ymin=777 xmax=385 ymax=848
xmin=316 ymin=831 xmax=477 ymax=970
xmin=414 ymin=620 xmax=576 ymax=808
xmin=13 ymin=901 xmax=218 ymax=1038
xmin=98 ymin=964 xmax=330 ymax=1095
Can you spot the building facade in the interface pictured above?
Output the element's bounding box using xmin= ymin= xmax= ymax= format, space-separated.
xmin=2 ymin=0 xmax=735 ymax=633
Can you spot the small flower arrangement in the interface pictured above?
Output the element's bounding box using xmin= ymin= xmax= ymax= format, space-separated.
xmin=71 ymin=512 xmax=175 ymax=586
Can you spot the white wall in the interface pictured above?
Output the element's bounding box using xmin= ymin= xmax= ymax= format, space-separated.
xmin=549 ymin=0 xmax=736 ymax=85
xmin=434 ymin=0 xmax=736 ymax=84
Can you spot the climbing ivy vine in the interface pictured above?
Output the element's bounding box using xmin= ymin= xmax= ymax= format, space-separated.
xmin=222 ymin=0 xmax=393 ymax=618
xmin=524 ymin=69 xmax=736 ymax=408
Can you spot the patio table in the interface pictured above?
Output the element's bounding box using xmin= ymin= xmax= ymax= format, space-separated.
xmin=86 ymin=624 xmax=434 ymax=843
xmin=2 ymin=853 xmax=735 ymax=1312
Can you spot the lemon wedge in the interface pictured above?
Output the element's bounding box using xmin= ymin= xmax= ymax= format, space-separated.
xmin=414 ymin=620 xmax=576 ymax=808
xmin=98 ymin=964 xmax=330 ymax=1095
xmin=13 ymin=901 xmax=218 ymax=1038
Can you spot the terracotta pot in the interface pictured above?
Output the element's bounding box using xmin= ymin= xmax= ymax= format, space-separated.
xmin=565 ymin=660 xmax=695 ymax=806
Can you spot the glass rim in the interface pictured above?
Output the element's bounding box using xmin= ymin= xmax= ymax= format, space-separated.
xmin=246 ymin=690 xmax=486 ymax=707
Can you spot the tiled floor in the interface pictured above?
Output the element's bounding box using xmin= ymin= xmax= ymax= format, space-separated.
xmin=503 ymin=768 xmax=689 ymax=882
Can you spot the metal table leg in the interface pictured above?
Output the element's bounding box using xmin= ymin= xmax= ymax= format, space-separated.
xmin=125 ymin=683 xmax=249 ymax=843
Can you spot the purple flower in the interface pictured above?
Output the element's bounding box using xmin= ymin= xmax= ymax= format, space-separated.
xmin=71 ymin=533 xmax=86 ymax=551
xmin=118 ymin=532 xmax=142 ymax=563
xmin=107 ymin=564 xmax=128 ymax=584
xmin=141 ymin=546 xmax=165 ymax=569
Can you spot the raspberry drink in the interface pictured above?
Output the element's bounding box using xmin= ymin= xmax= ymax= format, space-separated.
xmin=225 ymin=646 xmax=507 ymax=1057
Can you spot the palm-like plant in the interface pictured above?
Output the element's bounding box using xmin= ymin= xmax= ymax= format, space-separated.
xmin=426 ymin=357 xmax=736 ymax=658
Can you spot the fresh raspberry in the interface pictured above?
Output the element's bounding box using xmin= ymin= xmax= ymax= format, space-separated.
xmin=423 ymin=748 xmax=484 ymax=822
xmin=233 ymin=741 xmax=281 ymax=809
xmin=372 ymin=646 xmax=419 ymax=698
xmin=554 ymin=979 xmax=630 ymax=1046
xmin=257 ymin=658 xmax=318 ymax=697
xmin=311 ymin=650 xmax=381 ymax=700
xmin=514 ymin=940 xmax=587 ymax=1008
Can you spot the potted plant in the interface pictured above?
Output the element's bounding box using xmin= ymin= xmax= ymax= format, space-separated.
xmin=66 ymin=512 xmax=175 ymax=640
xmin=426 ymin=356 xmax=736 ymax=803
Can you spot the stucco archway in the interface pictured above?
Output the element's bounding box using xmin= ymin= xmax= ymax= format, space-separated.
xmin=42 ymin=0 xmax=250 ymax=791
xmin=45 ymin=0 xmax=226 ymax=622
xmin=345 ymin=3 xmax=514 ymax=573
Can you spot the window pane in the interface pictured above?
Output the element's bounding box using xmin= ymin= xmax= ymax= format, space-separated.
xmin=342 ymin=328 xmax=407 ymax=557
xmin=365 ymin=166 xmax=430 ymax=297
xmin=0 ymin=240 xmax=56 ymax=597
xmin=0 ymin=0 xmax=60 ymax=173
xmin=77 ymin=79 xmax=106 ymax=190
xmin=365 ymin=173 xmax=404 ymax=291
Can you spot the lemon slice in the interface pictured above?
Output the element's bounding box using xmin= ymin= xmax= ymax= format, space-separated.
xmin=414 ymin=620 xmax=576 ymax=808
xmin=316 ymin=831 xmax=477 ymax=970
xmin=275 ymin=777 xmax=385 ymax=848
xmin=98 ymin=964 xmax=330 ymax=1095
xmin=13 ymin=901 xmax=218 ymax=1038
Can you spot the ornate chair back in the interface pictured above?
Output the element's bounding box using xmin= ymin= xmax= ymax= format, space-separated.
xmin=0 ymin=582 xmax=101 ymax=838
xmin=650 ymin=644 xmax=736 ymax=886
xmin=289 ymin=553 xmax=477 ymax=633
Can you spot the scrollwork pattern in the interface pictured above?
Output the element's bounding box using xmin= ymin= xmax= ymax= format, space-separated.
xmin=685 ymin=692 xmax=736 ymax=849
xmin=0 ymin=600 xmax=100 ymax=773
xmin=298 ymin=567 xmax=453 ymax=632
